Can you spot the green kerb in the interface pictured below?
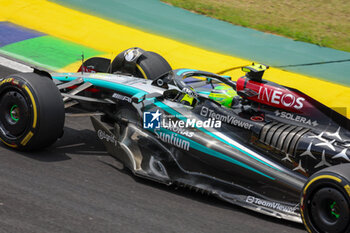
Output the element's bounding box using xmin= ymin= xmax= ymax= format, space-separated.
xmin=0 ymin=36 xmax=103 ymax=70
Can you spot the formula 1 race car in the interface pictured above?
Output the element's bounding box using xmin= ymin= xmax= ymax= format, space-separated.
xmin=1 ymin=48 xmax=350 ymax=233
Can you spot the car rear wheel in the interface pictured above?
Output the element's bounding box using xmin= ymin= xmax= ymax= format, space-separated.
xmin=109 ymin=47 xmax=172 ymax=80
xmin=135 ymin=51 xmax=172 ymax=80
xmin=301 ymin=164 xmax=350 ymax=233
xmin=0 ymin=73 xmax=65 ymax=150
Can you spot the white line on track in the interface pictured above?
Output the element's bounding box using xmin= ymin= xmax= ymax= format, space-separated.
xmin=0 ymin=56 xmax=33 ymax=72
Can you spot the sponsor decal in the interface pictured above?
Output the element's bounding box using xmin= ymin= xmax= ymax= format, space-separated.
xmin=162 ymin=122 xmax=194 ymax=137
xmin=112 ymin=93 xmax=132 ymax=103
xmin=275 ymin=110 xmax=318 ymax=126
xmin=0 ymin=78 xmax=14 ymax=86
xmin=182 ymin=87 xmax=198 ymax=97
xmin=162 ymin=116 xmax=221 ymax=129
xmin=154 ymin=129 xmax=190 ymax=151
xmin=81 ymin=66 xmax=96 ymax=73
xmin=124 ymin=48 xmax=140 ymax=62
xmin=143 ymin=110 xmax=162 ymax=129
xmin=97 ymin=130 xmax=118 ymax=147
xmin=246 ymin=196 xmax=298 ymax=213
xmin=200 ymin=106 xmax=253 ymax=130
xmin=258 ymin=87 xmax=305 ymax=110
xmin=144 ymin=110 xmax=221 ymax=130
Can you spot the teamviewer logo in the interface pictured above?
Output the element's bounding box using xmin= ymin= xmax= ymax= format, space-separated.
xmin=143 ymin=110 xmax=162 ymax=129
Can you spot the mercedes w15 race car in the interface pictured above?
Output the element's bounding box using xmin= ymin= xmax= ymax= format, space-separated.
xmin=1 ymin=48 xmax=350 ymax=233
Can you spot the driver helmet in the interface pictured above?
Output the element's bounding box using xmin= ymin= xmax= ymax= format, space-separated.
xmin=209 ymin=85 xmax=237 ymax=108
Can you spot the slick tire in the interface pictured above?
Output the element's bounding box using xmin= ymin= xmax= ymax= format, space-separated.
xmin=0 ymin=73 xmax=65 ymax=150
xmin=300 ymin=164 xmax=350 ymax=233
xmin=135 ymin=51 xmax=172 ymax=80
xmin=111 ymin=48 xmax=172 ymax=80
xmin=80 ymin=57 xmax=111 ymax=73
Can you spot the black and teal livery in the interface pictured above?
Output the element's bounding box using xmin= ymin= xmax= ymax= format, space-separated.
xmin=1 ymin=48 xmax=350 ymax=233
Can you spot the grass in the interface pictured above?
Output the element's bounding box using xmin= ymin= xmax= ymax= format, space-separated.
xmin=162 ymin=0 xmax=350 ymax=52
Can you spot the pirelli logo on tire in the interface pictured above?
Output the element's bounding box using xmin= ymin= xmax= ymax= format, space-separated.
xmin=0 ymin=77 xmax=38 ymax=149
xmin=21 ymin=131 xmax=34 ymax=146
xmin=0 ymin=78 xmax=14 ymax=86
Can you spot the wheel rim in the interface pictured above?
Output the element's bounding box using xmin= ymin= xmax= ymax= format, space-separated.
xmin=310 ymin=187 xmax=350 ymax=233
xmin=330 ymin=201 xmax=341 ymax=219
xmin=10 ymin=105 xmax=20 ymax=122
xmin=0 ymin=89 xmax=30 ymax=139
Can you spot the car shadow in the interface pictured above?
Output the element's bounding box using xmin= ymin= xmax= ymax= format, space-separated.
xmin=8 ymin=126 xmax=108 ymax=162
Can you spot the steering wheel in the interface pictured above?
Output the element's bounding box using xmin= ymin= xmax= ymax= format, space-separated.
xmin=172 ymin=69 xmax=237 ymax=98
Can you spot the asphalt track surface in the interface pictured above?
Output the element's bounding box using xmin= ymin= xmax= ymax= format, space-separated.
xmin=0 ymin=65 xmax=306 ymax=233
